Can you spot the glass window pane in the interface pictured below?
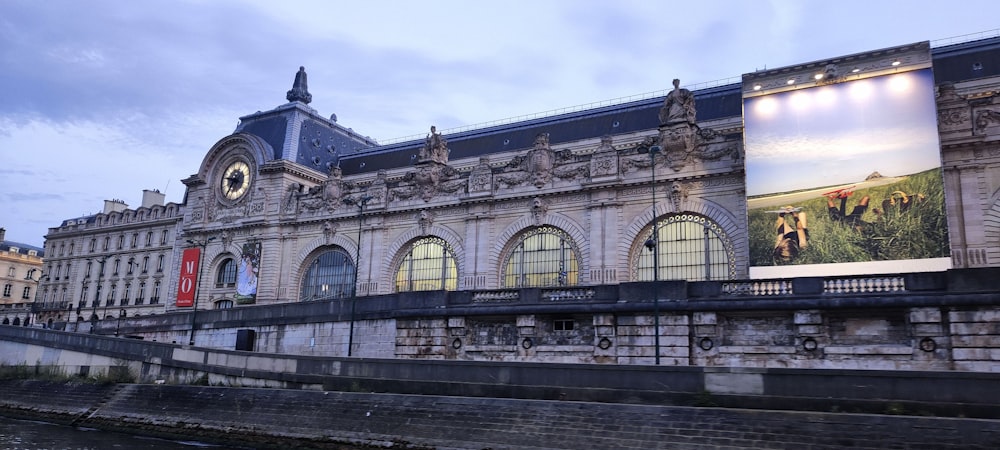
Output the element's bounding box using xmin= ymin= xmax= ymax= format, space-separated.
xmin=634 ymin=214 xmax=734 ymax=282
xmin=300 ymin=248 xmax=355 ymax=301
xmin=395 ymin=237 xmax=458 ymax=292
xmin=501 ymin=226 xmax=579 ymax=288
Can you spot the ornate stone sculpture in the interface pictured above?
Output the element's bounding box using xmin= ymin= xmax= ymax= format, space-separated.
xmin=468 ymin=157 xmax=493 ymax=195
xmin=589 ymin=135 xmax=619 ymax=180
xmin=418 ymin=210 xmax=434 ymax=235
xmin=530 ymin=197 xmax=548 ymax=226
xmin=322 ymin=221 xmax=337 ymax=244
xmin=659 ymin=79 xmax=696 ymax=127
xmin=300 ymin=166 xmax=346 ymax=212
xmin=668 ymin=181 xmax=688 ymax=211
xmin=418 ymin=126 xmax=450 ymax=165
xmin=286 ymin=66 xmax=312 ymax=104
xmin=496 ymin=133 xmax=589 ymax=189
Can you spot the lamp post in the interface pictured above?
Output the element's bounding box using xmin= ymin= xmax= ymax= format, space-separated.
xmin=115 ymin=308 xmax=126 ymax=336
xmin=343 ymin=195 xmax=373 ymax=357
xmin=638 ymin=144 xmax=662 ymax=365
xmin=88 ymin=256 xmax=108 ymax=334
xmin=185 ymin=237 xmax=215 ymax=346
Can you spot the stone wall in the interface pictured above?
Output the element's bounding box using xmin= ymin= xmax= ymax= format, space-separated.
xmin=2 ymin=380 xmax=999 ymax=449
xmin=3 ymin=326 xmax=1000 ymax=420
xmin=60 ymin=268 xmax=1000 ymax=372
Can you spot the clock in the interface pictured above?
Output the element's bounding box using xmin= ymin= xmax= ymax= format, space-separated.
xmin=220 ymin=160 xmax=252 ymax=200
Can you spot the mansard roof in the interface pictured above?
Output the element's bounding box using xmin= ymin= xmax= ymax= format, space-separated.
xmin=232 ymin=67 xmax=378 ymax=173
xmin=0 ymin=239 xmax=44 ymax=256
xmin=339 ymin=83 xmax=742 ymax=176
xmin=336 ymin=35 xmax=1000 ymax=177
xmin=931 ymin=35 xmax=1000 ymax=83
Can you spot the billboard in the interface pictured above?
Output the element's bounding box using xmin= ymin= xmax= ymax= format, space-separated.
xmin=236 ymin=242 xmax=260 ymax=304
xmin=176 ymin=248 xmax=200 ymax=307
xmin=744 ymin=54 xmax=950 ymax=278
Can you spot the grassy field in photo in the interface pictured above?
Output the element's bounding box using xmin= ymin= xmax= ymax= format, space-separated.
xmin=748 ymin=168 xmax=949 ymax=266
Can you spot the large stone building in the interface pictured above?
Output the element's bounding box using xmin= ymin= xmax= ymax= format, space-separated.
xmin=33 ymin=35 xmax=1000 ymax=369
xmin=38 ymin=190 xmax=183 ymax=328
xmin=0 ymin=228 xmax=44 ymax=326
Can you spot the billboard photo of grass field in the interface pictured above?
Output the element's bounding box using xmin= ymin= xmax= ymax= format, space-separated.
xmin=747 ymin=168 xmax=949 ymax=266
xmin=743 ymin=66 xmax=951 ymax=276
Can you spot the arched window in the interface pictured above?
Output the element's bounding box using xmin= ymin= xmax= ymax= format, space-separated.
xmin=216 ymin=258 xmax=237 ymax=288
xmin=633 ymin=213 xmax=735 ymax=281
xmin=214 ymin=300 xmax=234 ymax=309
xmin=394 ymin=237 xmax=458 ymax=292
xmin=300 ymin=247 xmax=355 ymax=301
xmin=501 ymin=226 xmax=580 ymax=288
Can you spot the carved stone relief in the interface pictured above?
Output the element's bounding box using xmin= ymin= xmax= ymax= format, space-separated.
xmin=299 ymin=166 xmax=348 ymax=213
xmin=322 ymin=220 xmax=337 ymax=244
xmin=496 ymin=133 xmax=590 ymax=189
xmin=391 ymin=162 xmax=463 ymax=202
xmin=974 ymin=109 xmax=1000 ymax=135
xmin=668 ymin=181 xmax=688 ymax=211
xmin=589 ymin=135 xmax=619 ymax=179
xmin=468 ymin=156 xmax=493 ymax=195
xmin=418 ymin=210 xmax=434 ymax=235
xmin=530 ymin=197 xmax=548 ymax=226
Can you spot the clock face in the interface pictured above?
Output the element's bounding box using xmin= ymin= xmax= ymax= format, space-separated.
xmin=221 ymin=161 xmax=252 ymax=200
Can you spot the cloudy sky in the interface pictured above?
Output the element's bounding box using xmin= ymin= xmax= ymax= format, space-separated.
xmin=1 ymin=0 xmax=997 ymax=247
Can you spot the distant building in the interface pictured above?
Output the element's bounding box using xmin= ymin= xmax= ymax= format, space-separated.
xmin=0 ymin=228 xmax=44 ymax=326
xmin=37 ymin=190 xmax=183 ymax=330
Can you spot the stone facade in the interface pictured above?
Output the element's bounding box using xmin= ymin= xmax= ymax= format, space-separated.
xmin=938 ymin=74 xmax=1000 ymax=267
xmin=32 ymin=37 xmax=1000 ymax=371
xmin=0 ymin=228 xmax=43 ymax=326
xmin=37 ymin=190 xmax=183 ymax=328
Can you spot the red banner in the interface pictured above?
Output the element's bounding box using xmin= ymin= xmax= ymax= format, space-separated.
xmin=176 ymin=248 xmax=201 ymax=307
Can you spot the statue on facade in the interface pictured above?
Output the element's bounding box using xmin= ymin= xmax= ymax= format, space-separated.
xmin=418 ymin=126 xmax=449 ymax=164
xmin=286 ymin=66 xmax=312 ymax=104
xmin=659 ymin=79 xmax=696 ymax=126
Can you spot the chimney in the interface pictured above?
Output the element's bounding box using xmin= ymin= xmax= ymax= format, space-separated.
xmin=0 ymin=228 xmax=5 ymax=242
xmin=103 ymin=199 xmax=128 ymax=214
xmin=142 ymin=189 xmax=166 ymax=208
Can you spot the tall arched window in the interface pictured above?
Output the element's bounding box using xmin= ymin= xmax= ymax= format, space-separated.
xmin=394 ymin=237 xmax=458 ymax=292
xmin=300 ymin=247 xmax=355 ymax=301
xmin=501 ymin=226 xmax=580 ymax=288
xmin=216 ymin=258 xmax=237 ymax=288
xmin=633 ymin=213 xmax=735 ymax=281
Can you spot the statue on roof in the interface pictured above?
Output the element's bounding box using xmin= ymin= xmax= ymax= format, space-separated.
xmin=418 ymin=126 xmax=449 ymax=164
xmin=286 ymin=66 xmax=313 ymax=104
xmin=659 ymin=78 xmax=695 ymax=126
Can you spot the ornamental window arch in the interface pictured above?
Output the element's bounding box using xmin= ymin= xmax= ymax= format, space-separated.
xmin=391 ymin=236 xmax=459 ymax=293
xmin=499 ymin=225 xmax=581 ymax=288
xmin=630 ymin=212 xmax=736 ymax=281
xmin=299 ymin=245 xmax=356 ymax=301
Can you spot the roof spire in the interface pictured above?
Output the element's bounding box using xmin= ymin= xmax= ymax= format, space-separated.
xmin=286 ymin=66 xmax=312 ymax=104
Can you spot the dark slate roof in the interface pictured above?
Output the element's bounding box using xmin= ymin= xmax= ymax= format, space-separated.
xmin=0 ymin=240 xmax=44 ymax=256
xmin=931 ymin=36 xmax=1000 ymax=83
xmin=331 ymin=36 xmax=1000 ymax=177
xmin=60 ymin=215 xmax=97 ymax=227
xmin=340 ymin=83 xmax=743 ymax=176
xmin=236 ymin=104 xmax=377 ymax=172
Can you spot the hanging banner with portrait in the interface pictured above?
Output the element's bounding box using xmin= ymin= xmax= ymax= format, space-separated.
xmin=742 ymin=42 xmax=950 ymax=278
xmin=236 ymin=242 xmax=260 ymax=304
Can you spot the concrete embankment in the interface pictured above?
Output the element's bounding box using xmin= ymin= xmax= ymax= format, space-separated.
xmin=2 ymin=379 xmax=999 ymax=449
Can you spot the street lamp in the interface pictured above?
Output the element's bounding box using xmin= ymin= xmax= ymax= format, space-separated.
xmin=87 ymin=256 xmax=109 ymax=334
xmin=185 ymin=236 xmax=215 ymax=346
xmin=343 ymin=194 xmax=373 ymax=357
xmin=115 ymin=308 xmax=127 ymax=336
xmin=637 ymin=143 xmax=662 ymax=365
